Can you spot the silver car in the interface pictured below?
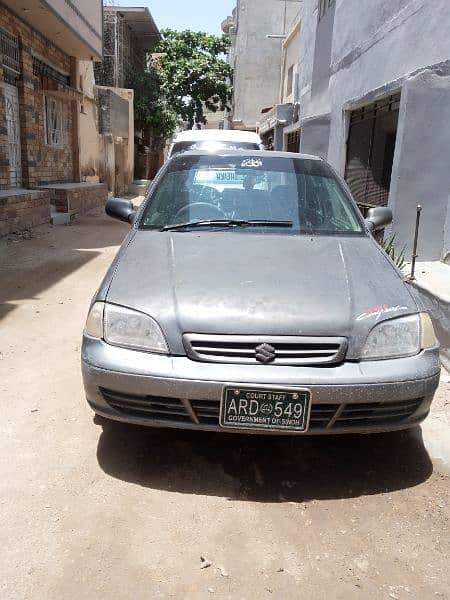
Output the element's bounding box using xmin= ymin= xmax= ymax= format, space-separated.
xmin=82 ymin=151 xmax=440 ymax=435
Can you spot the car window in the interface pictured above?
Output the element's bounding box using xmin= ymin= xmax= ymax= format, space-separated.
xmin=140 ymin=155 xmax=365 ymax=235
xmin=170 ymin=141 xmax=260 ymax=156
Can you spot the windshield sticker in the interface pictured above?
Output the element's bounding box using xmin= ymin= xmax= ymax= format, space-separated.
xmin=194 ymin=169 xmax=245 ymax=185
xmin=356 ymin=305 xmax=409 ymax=321
xmin=241 ymin=158 xmax=262 ymax=168
xmin=216 ymin=170 xmax=240 ymax=181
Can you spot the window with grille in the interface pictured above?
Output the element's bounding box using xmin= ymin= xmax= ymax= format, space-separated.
xmin=286 ymin=129 xmax=300 ymax=153
xmin=0 ymin=28 xmax=20 ymax=84
xmin=45 ymin=96 xmax=64 ymax=146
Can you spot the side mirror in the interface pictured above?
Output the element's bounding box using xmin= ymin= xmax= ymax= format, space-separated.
xmin=105 ymin=198 xmax=137 ymax=225
xmin=365 ymin=206 xmax=393 ymax=232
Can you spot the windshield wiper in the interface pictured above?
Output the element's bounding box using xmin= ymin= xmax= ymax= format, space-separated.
xmin=161 ymin=219 xmax=293 ymax=231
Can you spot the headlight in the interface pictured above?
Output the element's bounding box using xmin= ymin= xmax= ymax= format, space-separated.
xmin=85 ymin=302 xmax=168 ymax=354
xmin=361 ymin=313 xmax=436 ymax=360
xmin=85 ymin=302 xmax=104 ymax=338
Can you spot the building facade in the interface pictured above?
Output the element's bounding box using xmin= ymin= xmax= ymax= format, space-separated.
xmin=94 ymin=6 xmax=159 ymax=89
xmin=222 ymin=0 xmax=300 ymax=131
xmin=298 ymin=0 xmax=450 ymax=261
xmin=0 ymin=0 xmax=107 ymax=236
xmin=258 ymin=13 xmax=301 ymax=151
xmin=94 ymin=6 xmax=160 ymax=186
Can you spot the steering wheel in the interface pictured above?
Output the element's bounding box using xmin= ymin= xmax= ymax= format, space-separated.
xmin=197 ymin=186 xmax=222 ymax=206
xmin=173 ymin=202 xmax=227 ymax=223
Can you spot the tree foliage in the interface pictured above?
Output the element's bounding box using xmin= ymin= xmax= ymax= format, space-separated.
xmin=155 ymin=29 xmax=232 ymax=128
xmin=127 ymin=67 xmax=178 ymax=144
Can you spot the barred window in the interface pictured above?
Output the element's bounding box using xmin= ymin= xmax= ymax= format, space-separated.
xmin=45 ymin=96 xmax=64 ymax=146
xmin=0 ymin=27 xmax=20 ymax=83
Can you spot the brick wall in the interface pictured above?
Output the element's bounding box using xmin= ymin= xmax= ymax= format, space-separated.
xmin=42 ymin=183 xmax=108 ymax=214
xmin=0 ymin=82 xmax=8 ymax=189
xmin=0 ymin=190 xmax=51 ymax=236
xmin=0 ymin=7 xmax=75 ymax=188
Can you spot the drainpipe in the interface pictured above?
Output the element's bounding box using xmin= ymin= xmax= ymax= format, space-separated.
xmin=70 ymin=57 xmax=81 ymax=183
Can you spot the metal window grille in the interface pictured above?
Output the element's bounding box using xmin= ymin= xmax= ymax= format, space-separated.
xmin=0 ymin=28 xmax=20 ymax=83
xmin=33 ymin=57 xmax=70 ymax=87
xmin=45 ymin=96 xmax=64 ymax=146
xmin=286 ymin=129 xmax=300 ymax=153
xmin=94 ymin=8 xmax=147 ymax=88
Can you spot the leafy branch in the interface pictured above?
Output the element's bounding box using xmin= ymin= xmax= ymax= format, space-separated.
xmin=155 ymin=29 xmax=233 ymax=129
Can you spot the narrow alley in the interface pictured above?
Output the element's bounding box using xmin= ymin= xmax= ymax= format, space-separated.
xmin=0 ymin=210 xmax=448 ymax=599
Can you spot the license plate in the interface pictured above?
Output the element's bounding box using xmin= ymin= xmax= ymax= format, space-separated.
xmin=220 ymin=386 xmax=311 ymax=432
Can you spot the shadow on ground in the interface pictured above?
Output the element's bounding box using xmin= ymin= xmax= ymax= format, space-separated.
xmin=0 ymin=210 xmax=128 ymax=321
xmin=97 ymin=420 xmax=432 ymax=502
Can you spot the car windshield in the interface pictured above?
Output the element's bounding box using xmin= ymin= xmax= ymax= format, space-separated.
xmin=170 ymin=141 xmax=260 ymax=156
xmin=140 ymin=154 xmax=365 ymax=235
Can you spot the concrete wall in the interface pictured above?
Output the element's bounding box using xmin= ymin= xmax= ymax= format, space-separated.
xmin=281 ymin=19 xmax=301 ymax=104
xmin=97 ymin=88 xmax=129 ymax=138
xmin=299 ymin=0 xmax=450 ymax=260
xmin=78 ymin=61 xmax=101 ymax=183
xmin=225 ymin=0 xmax=299 ymax=130
xmin=299 ymin=115 xmax=330 ymax=159
xmin=203 ymin=108 xmax=226 ymax=129
xmin=388 ymin=68 xmax=450 ymax=261
xmin=113 ymin=88 xmax=134 ymax=189
xmin=47 ymin=0 xmax=103 ymax=58
xmin=78 ymin=61 xmax=134 ymax=194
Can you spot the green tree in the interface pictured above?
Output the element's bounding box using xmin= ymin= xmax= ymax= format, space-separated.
xmin=127 ymin=67 xmax=178 ymax=144
xmin=156 ymin=29 xmax=232 ymax=128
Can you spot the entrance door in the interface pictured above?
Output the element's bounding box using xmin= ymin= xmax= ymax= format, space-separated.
xmin=345 ymin=93 xmax=400 ymax=217
xmin=2 ymin=83 xmax=22 ymax=187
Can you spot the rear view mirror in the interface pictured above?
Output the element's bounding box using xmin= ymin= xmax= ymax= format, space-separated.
xmin=105 ymin=198 xmax=137 ymax=225
xmin=365 ymin=206 xmax=393 ymax=232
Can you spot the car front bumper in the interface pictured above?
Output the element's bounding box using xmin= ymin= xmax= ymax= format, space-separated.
xmin=82 ymin=337 xmax=441 ymax=434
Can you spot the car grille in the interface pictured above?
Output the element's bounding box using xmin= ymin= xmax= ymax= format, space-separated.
xmin=100 ymin=389 xmax=424 ymax=431
xmin=183 ymin=334 xmax=347 ymax=366
xmin=100 ymin=389 xmax=191 ymax=423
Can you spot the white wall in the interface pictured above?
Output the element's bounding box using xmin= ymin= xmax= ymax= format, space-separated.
xmin=298 ymin=0 xmax=450 ymax=260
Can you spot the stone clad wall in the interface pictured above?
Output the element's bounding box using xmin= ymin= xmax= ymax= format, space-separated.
xmin=0 ymin=7 xmax=74 ymax=188
xmin=41 ymin=183 xmax=108 ymax=215
xmin=0 ymin=84 xmax=8 ymax=189
xmin=0 ymin=190 xmax=51 ymax=236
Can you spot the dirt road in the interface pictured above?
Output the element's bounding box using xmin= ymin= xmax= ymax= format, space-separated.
xmin=1 ymin=209 xmax=449 ymax=599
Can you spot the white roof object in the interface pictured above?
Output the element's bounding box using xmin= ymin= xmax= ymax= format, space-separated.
xmin=173 ymin=129 xmax=262 ymax=144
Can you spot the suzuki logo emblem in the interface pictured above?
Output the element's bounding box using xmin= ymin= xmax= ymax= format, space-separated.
xmin=255 ymin=343 xmax=276 ymax=364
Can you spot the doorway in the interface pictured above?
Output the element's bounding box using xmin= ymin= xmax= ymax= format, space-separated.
xmin=345 ymin=93 xmax=400 ymax=217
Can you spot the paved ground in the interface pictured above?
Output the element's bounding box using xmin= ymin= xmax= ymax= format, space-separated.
xmin=0 ymin=209 xmax=449 ymax=600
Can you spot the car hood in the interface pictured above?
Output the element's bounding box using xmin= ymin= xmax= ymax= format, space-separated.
xmin=105 ymin=230 xmax=418 ymax=357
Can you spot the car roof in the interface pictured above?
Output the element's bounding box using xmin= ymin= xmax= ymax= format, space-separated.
xmin=169 ymin=149 xmax=322 ymax=162
xmin=172 ymin=129 xmax=262 ymax=143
